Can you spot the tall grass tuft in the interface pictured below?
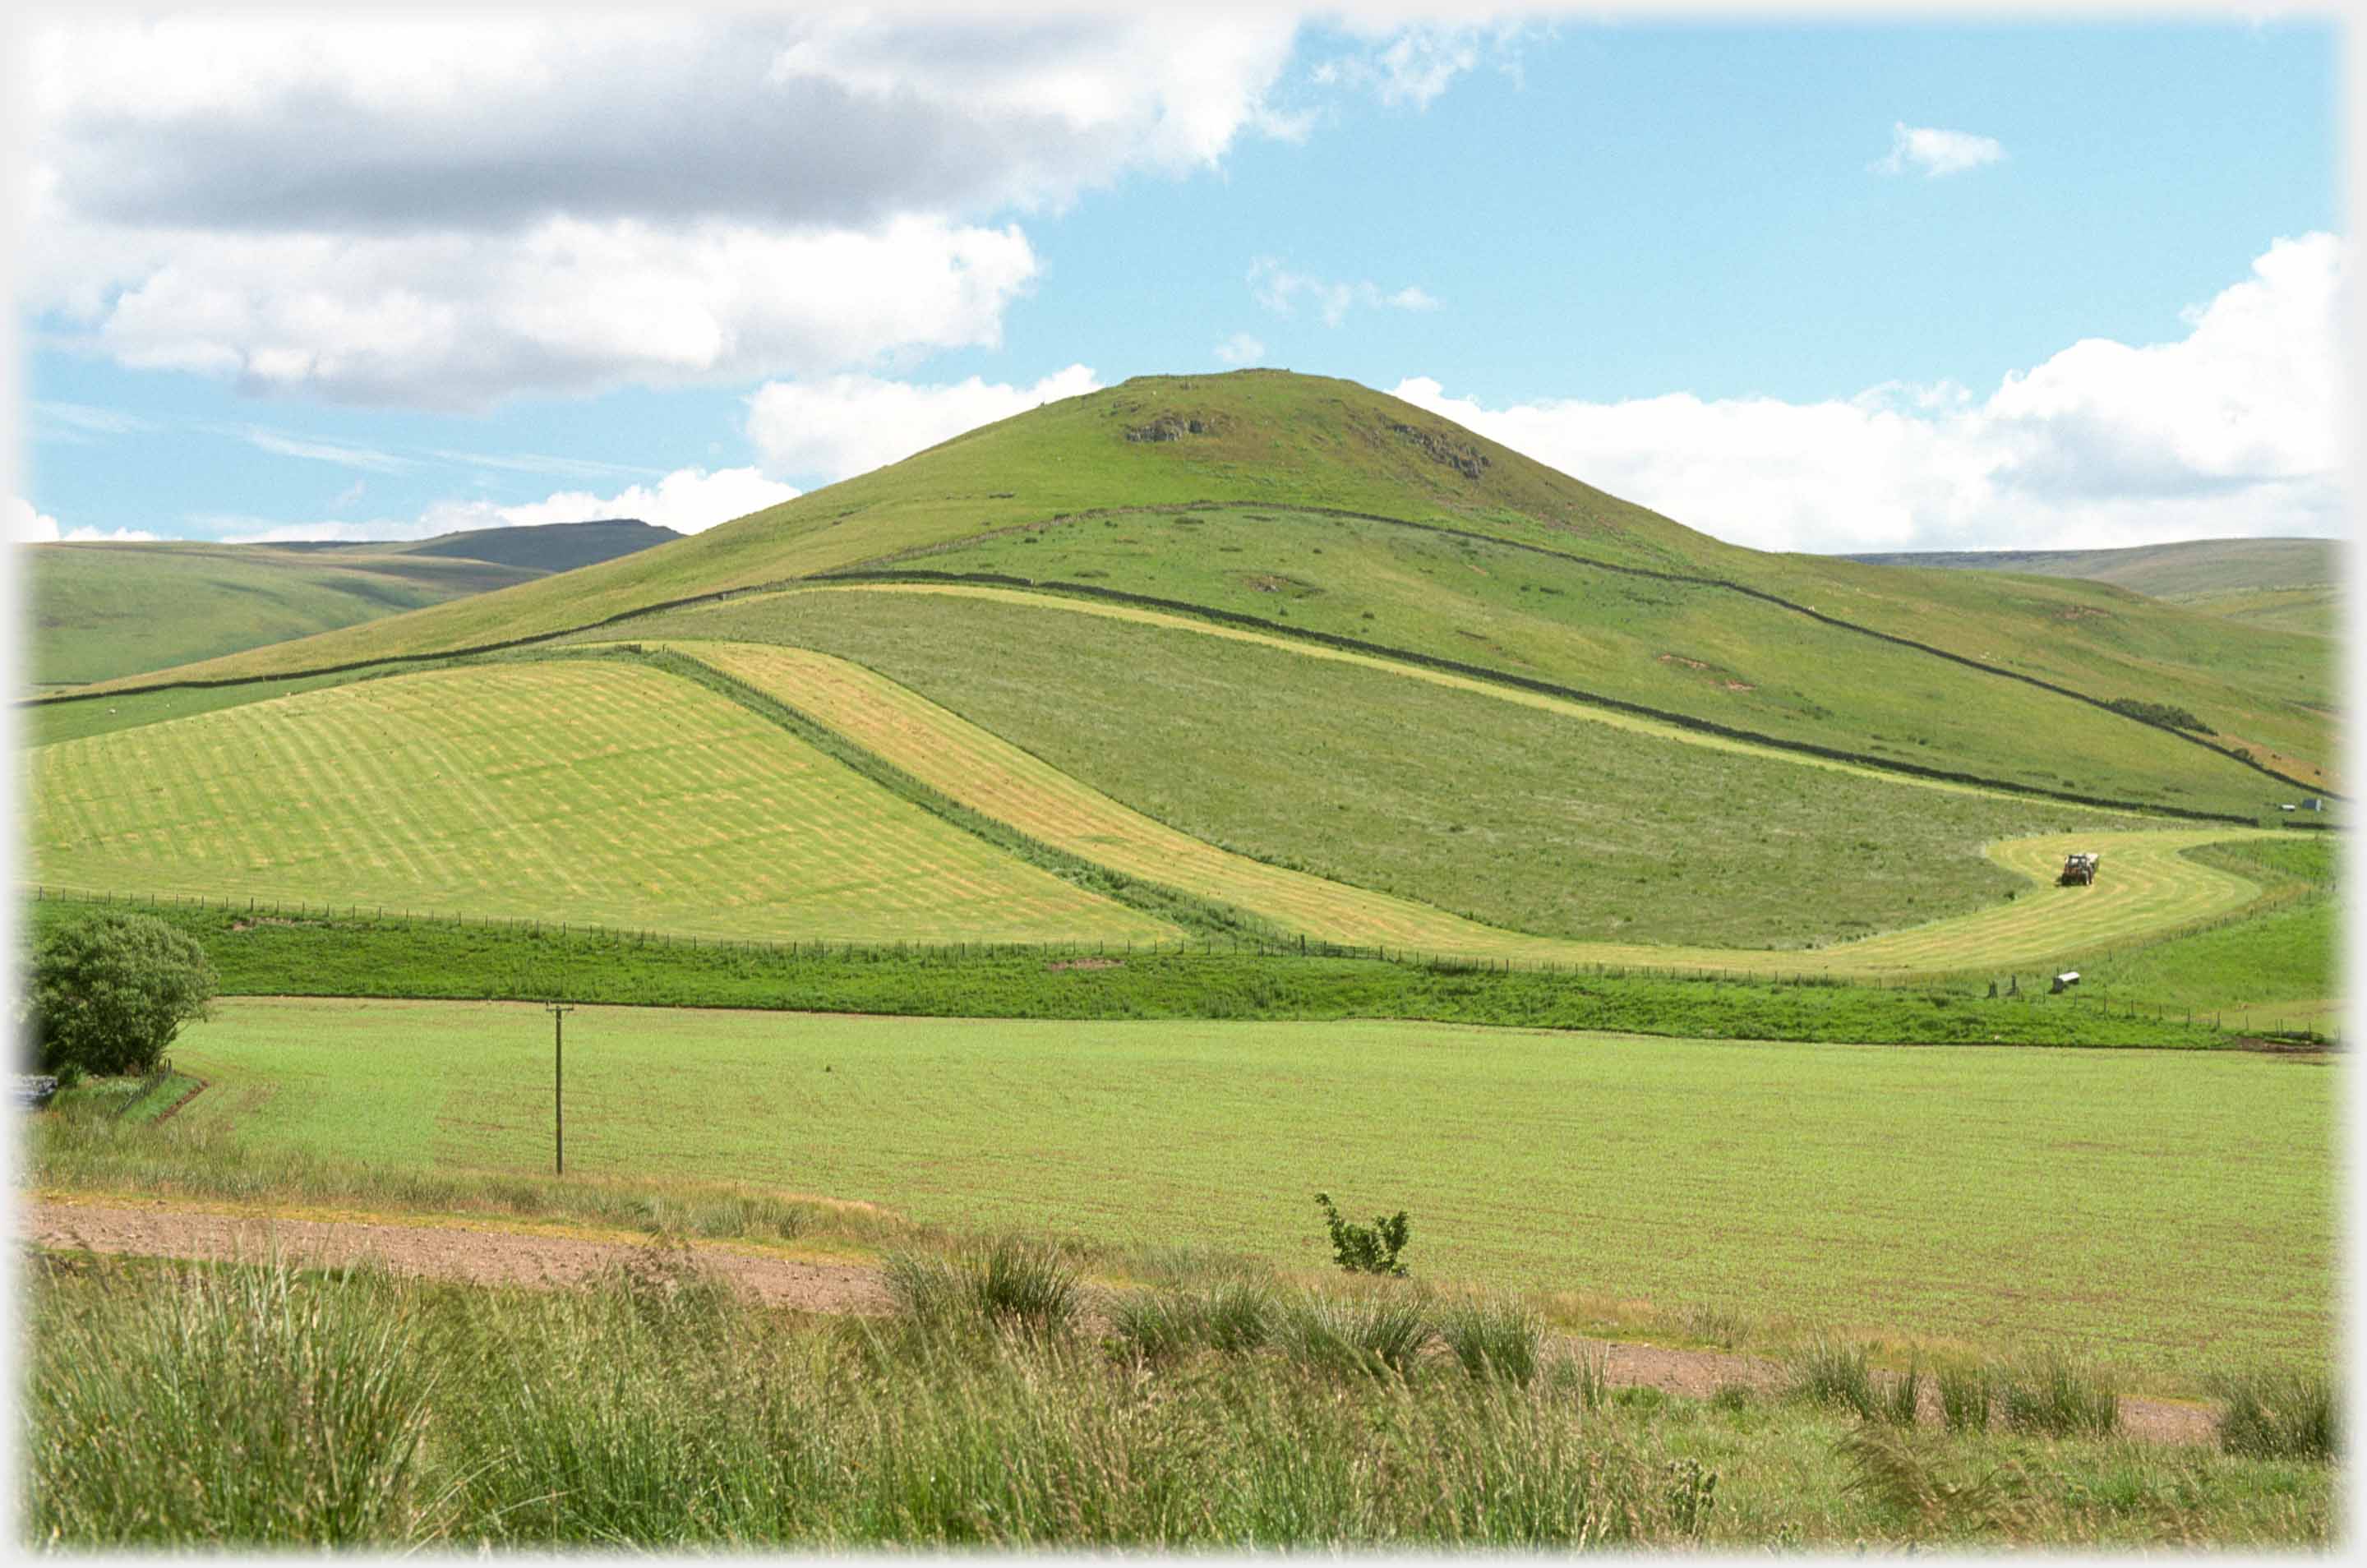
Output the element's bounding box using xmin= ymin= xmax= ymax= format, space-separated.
xmin=26 ymin=1250 xmax=443 ymax=1546
xmin=1788 ymin=1337 xmax=1880 ymax=1419
xmin=1936 ymin=1362 xmax=1995 ymax=1434
xmin=1437 ymin=1297 xmax=1543 ymax=1386
xmin=1883 ymin=1359 xmax=1926 ymax=1428
xmin=2212 ymin=1369 xmax=2337 ymax=1461
xmin=1996 ymin=1351 xmax=2119 ymax=1439
xmin=1273 ymin=1290 xmax=1435 ymax=1379
xmin=885 ymin=1238 xmax=1080 ymax=1337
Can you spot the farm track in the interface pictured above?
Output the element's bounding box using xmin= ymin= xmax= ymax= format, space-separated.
xmin=655 ymin=634 xmax=2281 ymax=975
xmin=17 ymin=1197 xmax=2218 ymax=1447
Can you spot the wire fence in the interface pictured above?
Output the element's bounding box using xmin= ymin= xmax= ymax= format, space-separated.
xmin=25 ymin=883 xmax=2324 ymax=1041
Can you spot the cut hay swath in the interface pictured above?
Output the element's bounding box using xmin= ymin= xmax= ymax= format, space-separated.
xmin=28 ymin=661 xmax=1176 ymax=947
xmin=665 ymin=639 xmax=2282 ymax=976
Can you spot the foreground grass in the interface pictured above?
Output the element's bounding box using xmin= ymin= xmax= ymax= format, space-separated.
xmin=22 ymin=1247 xmax=2332 ymax=1548
xmin=25 ymin=891 xmax=2240 ymax=1045
xmin=83 ymin=995 xmax=2333 ymax=1380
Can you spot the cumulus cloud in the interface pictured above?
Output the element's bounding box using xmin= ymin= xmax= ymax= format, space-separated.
xmin=24 ymin=13 xmax=1308 ymax=408
xmin=1213 ymin=332 xmax=1266 ymax=366
xmin=1873 ymin=122 xmax=2005 ymax=178
xmin=215 ymin=467 xmax=796 ymax=545
xmin=1389 ymin=233 xmax=2346 ymax=554
xmin=746 ymin=365 xmax=1104 ymax=483
xmin=7 ymin=496 xmax=160 ymax=542
xmin=1248 ymin=258 xmax=1441 ymax=326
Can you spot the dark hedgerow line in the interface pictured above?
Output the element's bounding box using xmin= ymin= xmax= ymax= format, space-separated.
xmin=801 ymin=568 xmax=2272 ymax=828
xmin=22 ymin=892 xmax=2238 ymax=1049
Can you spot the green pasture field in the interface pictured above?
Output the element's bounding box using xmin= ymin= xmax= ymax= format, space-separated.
xmin=29 ymin=659 xmax=1173 ymax=947
xmin=602 ymin=590 xmax=2225 ymax=950
xmin=162 ymin=996 xmax=2334 ymax=1380
xmin=23 ymin=540 xmax=538 ymax=689
xmin=889 ymin=505 xmax=2298 ymax=813
xmin=23 ymin=891 xmax=2236 ymax=1046
xmin=67 ymin=375 xmax=2329 ymax=803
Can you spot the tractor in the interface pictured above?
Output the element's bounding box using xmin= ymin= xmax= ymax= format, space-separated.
xmin=2058 ymin=851 xmax=2102 ymax=887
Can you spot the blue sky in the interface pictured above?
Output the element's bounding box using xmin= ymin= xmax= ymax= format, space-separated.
xmin=11 ymin=10 xmax=2347 ymax=556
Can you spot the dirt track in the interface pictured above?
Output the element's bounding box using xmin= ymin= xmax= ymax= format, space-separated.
xmin=20 ymin=1197 xmax=2214 ymax=1446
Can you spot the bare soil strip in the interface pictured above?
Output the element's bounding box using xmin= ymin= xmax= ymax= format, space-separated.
xmin=19 ymin=1197 xmax=2214 ymax=1446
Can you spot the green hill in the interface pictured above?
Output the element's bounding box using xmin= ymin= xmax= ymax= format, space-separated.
xmin=22 ymin=370 xmax=2338 ymax=986
xmin=1845 ymin=537 xmax=2343 ymax=638
xmin=21 ymin=519 xmax=682 ymax=689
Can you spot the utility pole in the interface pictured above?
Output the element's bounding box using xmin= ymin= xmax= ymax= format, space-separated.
xmin=547 ymin=1003 xmax=574 ymax=1175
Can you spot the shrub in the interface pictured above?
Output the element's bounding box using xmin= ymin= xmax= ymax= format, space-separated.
xmin=27 ymin=912 xmax=218 ymax=1078
xmin=1314 ymin=1192 xmax=1411 ymax=1277
xmin=2213 ymin=1369 xmax=2337 ymax=1461
xmin=2103 ymin=698 xmax=2209 ymax=733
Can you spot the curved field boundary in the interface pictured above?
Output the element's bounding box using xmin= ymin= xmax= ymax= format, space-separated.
xmin=767 ymin=584 xmax=2131 ymax=809
xmin=30 ymin=496 xmax=2327 ymax=810
xmin=836 ymin=498 xmax=2334 ymax=799
xmin=798 ymin=574 xmax=2268 ymax=826
xmin=656 ymin=638 xmax=2279 ymax=976
xmin=29 ymin=659 xmax=1178 ymax=948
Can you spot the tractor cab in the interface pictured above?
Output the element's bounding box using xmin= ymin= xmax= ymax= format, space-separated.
xmin=2058 ymin=852 xmax=2102 ymax=887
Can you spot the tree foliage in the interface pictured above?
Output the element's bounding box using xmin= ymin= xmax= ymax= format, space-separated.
xmin=28 ymin=912 xmax=218 ymax=1077
xmin=1314 ymin=1192 xmax=1412 ymax=1277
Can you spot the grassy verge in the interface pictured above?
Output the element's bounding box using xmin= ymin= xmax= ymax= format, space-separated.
xmin=23 ymin=1247 xmax=2333 ymax=1548
xmin=24 ymin=891 xmax=2236 ymax=1046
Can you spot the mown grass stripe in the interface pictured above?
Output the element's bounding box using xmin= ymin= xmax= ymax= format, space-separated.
xmin=30 ymin=661 xmax=1178 ymax=947
xmin=662 ymin=639 xmax=2282 ymax=975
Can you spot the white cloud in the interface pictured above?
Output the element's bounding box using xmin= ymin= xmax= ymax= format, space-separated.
xmin=1873 ymin=122 xmax=2005 ymax=178
xmin=1248 ymin=257 xmax=1440 ymax=327
xmin=331 ymin=480 xmax=367 ymax=510
xmin=57 ymin=214 xmax=1040 ymax=410
xmin=216 ymin=467 xmax=797 ymax=545
xmin=1213 ymin=332 xmax=1266 ymax=366
xmin=24 ymin=13 xmax=1308 ymax=408
xmin=229 ymin=427 xmax=415 ymax=473
xmin=8 ymin=496 xmax=160 ymax=542
xmin=1309 ymin=21 xmax=1534 ymax=109
xmin=1388 ymin=233 xmax=2346 ymax=554
xmin=746 ymin=365 xmax=1104 ymax=483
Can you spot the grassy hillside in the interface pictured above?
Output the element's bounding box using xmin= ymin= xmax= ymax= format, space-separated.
xmin=55 ymin=372 xmax=2329 ymax=805
xmin=1845 ymin=537 xmax=2343 ymax=639
xmin=396 ymin=517 xmax=682 ymax=572
xmin=22 ymin=519 xmax=681 ymax=689
xmin=602 ymin=597 xmax=2262 ymax=957
xmin=23 ymin=542 xmax=536 ymax=689
xmin=30 ymin=659 xmax=1174 ymax=946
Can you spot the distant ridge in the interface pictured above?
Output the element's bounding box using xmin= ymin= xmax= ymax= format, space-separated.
xmin=1840 ymin=537 xmax=2341 ymax=638
xmin=24 ymin=519 xmax=685 ymax=688
xmin=399 ymin=518 xmax=685 ymax=573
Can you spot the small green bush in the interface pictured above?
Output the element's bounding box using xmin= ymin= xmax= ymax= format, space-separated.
xmin=1314 ymin=1192 xmax=1411 ymax=1277
xmin=27 ymin=911 xmax=218 ymax=1077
